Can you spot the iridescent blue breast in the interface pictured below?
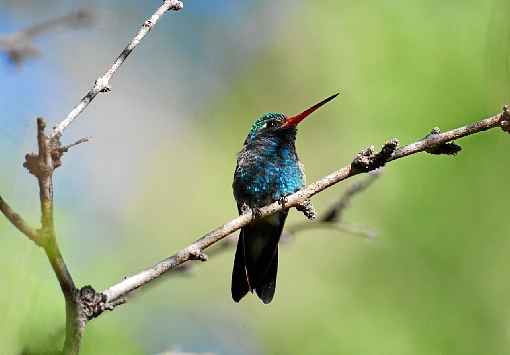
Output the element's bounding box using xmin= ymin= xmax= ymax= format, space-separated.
xmin=233 ymin=138 xmax=305 ymax=207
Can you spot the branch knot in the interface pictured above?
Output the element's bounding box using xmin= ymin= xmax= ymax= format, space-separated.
xmin=501 ymin=105 xmax=510 ymax=134
xmin=296 ymin=199 xmax=317 ymax=220
xmin=188 ymin=246 xmax=208 ymax=261
xmin=424 ymin=127 xmax=462 ymax=155
xmin=23 ymin=153 xmax=47 ymax=177
xmin=79 ymin=285 xmax=108 ymax=320
xmin=168 ymin=1 xmax=184 ymax=11
xmin=95 ymin=77 xmax=111 ymax=93
xmin=351 ymin=138 xmax=399 ymax=172
xmin=23 ymin=119 xmax=89 ymax=176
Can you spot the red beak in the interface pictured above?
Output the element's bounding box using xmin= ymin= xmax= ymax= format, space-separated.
xmin=282 ymin=92 xmax=339 ymax=128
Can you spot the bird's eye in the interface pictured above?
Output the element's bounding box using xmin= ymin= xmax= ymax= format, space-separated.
xmin=266 ymin=121 xmax=278 ymax=129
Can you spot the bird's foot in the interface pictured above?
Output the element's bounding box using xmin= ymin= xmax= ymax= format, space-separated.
xmin=296 ymin=199 xmax=317 ymax=220
xmin=278 ymin=196 xmax=288 ymax=208
xmin=251 ymin=207 xmax=262 ymax=220
xmin=240 ymin=202 xmax=251 ymax=215
xmin=240 ymin=202 xmax=262 ymax=221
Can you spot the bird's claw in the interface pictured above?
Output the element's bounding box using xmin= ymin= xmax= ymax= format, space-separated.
xmin=278 ymin=196 xmax=288 ymax=208
xmin=240 ymin=202 xmax=251 ymax=215
xmin=251 ymin=207 xmax=262 ymax=220
xmin=240 ymin=202 xmax=262 ymax=221
xmin=296 ymin=199 xmax=317 ymax=220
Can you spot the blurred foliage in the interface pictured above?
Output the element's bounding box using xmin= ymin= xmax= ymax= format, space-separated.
xmin=2 ymin=0 xmax=510 ymax=354
xmin=0 ymin=223 xmax=144 ymax=354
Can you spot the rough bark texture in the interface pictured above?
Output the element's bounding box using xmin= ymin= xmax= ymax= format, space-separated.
xmin=101 ymin=109 xmax=509 ymax=307
xmin=1 ymin=1 xmax=509 ymax=354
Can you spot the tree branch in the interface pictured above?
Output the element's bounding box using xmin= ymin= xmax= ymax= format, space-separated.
xmin=171 ymin=173 xmax=381 ymax=276
xmin=0 ymin=195 xmax=40 ymax=244
xmin=279 ymin=171 xmax=382 ymax=242
xmin=23 ymin=118 xmax=82 ymax=354
xmin=1 ymin=2 xmax=184 ymax=354
xmin=0 ymin=9 xmax=92 ymax=66
xmin=390 ymin=106 xmax=510 ymax=159
xmin=1 ymin=0 xmax=508 ymax=353
xmin=101 ymin=107 xmax=510 ymax=308
xmin=51 ymin=0 xmax=184 ymax=139
xmin=320 ymin=170 xmax=381 ymax=224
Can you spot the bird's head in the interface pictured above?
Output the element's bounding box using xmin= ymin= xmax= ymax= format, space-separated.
xmin=245 ymin=93 xmax=339 ymax=144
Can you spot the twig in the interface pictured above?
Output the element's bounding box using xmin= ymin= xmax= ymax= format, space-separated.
xmin=51 ymin=0 xmax=184 ymax=138
xmin=0 ymin=0 xmax=508 ymax=352
xmin=283 ymin=223 xmax=377 ymax=242
xmin=24 ymin=118 xmax=82 ymax=355
xmin=59 ymin=138 xmax=91 ymax=153
xmin=390 ymin=106 xmax=510 ymax=159
xmin=281 ymin=172 xmax=382 ymax=241
xmin=320 ymin=170 xmax=381 ymax=223
xmin=0 ymin=9 xmax=92 ymax=66
xmin=323 ymin=224 xmax=377 ymax=240
xmin=101 ymin=108 xmax=509 ymax=308
xmin=0 ymin=195 xmax=40 ymax=244
xmin=1 ymin=2 xmax=184 ymax=354
xmin=171 ymin=173 xmax=381 ymax=276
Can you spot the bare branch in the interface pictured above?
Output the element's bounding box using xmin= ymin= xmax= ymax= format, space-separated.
xmin=0 ymin=9 xmax=93 ymax=66
xmin=283 ymin=222 xmax=377 ymax=242
xmin=1 ymin=0 xmax=508 ymax=352
xmin=22 ymin=118 xmax=82 ymax=354
xmin=320 ymin=170 xmax=381 ymax=223
xmin=170 ymin=173 xmax=381 ymax=277
xmin=59 ymin=138 xmax=91 ymax=153
xmin=0 ymin=195 xmax=40 ymax=244
xmin=101 ymin=108 xmax=508 ymax=308
xmin=51 ymin=0 xmax=184 ymax=138
xmin=279 ymin=172 xmax=383 ymax=241
xmin=390 ymin=107 xmax=510 ymax=160
xmin=20 ymin=9 xmax=93 ymax=38
xmin=1 ymin=3 xmax=185 ymax=353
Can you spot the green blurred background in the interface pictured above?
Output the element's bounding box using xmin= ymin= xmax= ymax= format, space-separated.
xmin=1 ymin=0 xmax=509 ymax=354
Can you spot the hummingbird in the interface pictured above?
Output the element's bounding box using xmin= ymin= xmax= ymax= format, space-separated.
xmin=231 ymin=93 xmax=339 ymax=303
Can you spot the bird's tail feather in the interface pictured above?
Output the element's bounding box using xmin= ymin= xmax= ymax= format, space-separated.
xmin=231 ymin=231 xmax=250 ymax=302
xmin=231 ymin=211 xmax=287 ymax=304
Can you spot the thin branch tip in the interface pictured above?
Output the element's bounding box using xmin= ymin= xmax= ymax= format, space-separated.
xmin=321 ymin=173 xmax=382 ymax=223
xmin=59 ymin=137 xmax=91 ymax=153
xmin=0 ymin=195 xmax=41 ymax=244
xmin=37 ymin=116 xmax=46 ymax=128
xmin=5 ymin=1 xmax=185 ymax=353
xmin=168 ymin=0 xmax=185 ymax=11
xmin=0 ymin=9 xmax=94 ymax=66
xmin=50 ymin=0 xmax=185 ymax=138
